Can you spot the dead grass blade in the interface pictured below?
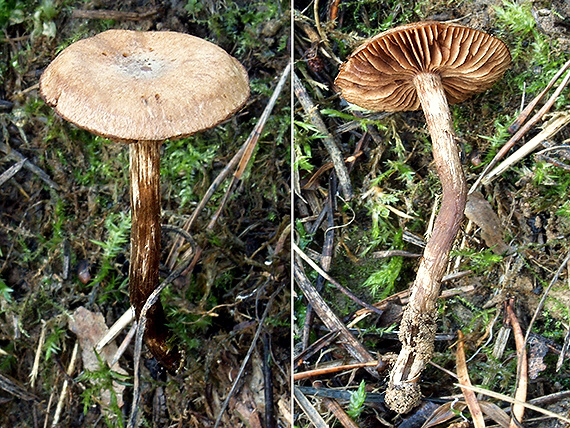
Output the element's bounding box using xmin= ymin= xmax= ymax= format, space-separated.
xmin=293 ymin=71 xmax=353 ymax=200
xmin=293 ymin=256 xmax=379 ymax=377
xmin=422 ymin=401 xmax=467 ymax=428
xmin=469 ymin=60 xmax=570 ymax=194
xmin=454 ymin=384 xmax=570 ymax=424
xmin=506 ymin=299 xmax=528 ymax=427
xmin=478 ymin=401 xmax=511 ymax=428
xmin=312 ymin=380 xmax=360 ymax=428
xmin=294 ymin=388 xmax=329 ymax=428
xmin=456 ymin=330 xmax=486 ymax=428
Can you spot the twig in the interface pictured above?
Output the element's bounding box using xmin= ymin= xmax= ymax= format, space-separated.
xmin=524 ymin=249 xmax=570 ymax=347
xmin=213 ymin=283 xmax=284 ymax=428
xmin=295 ymin=330 xmax=340 ymax=368
xmin=0 ymin=372 xmax=39 ymax=402
xmin=166 ymin=62 xmax=291 ymax=269
xmin=95 ymin=307 xmax=135 ymax=353
xmin=110 ymin=324 xmax=136 ymax=368
xmin=303 ymin=175 xmax=336 ymax=349
xmin=505 ymin=300 xmax=527 ymax=428
xmin=470 ymin=63 xmax=570 ymax=194
xmin=0 ymin=142 xmax=59 ymax=190
xmin=52 ymin=341 xmax=79 ymax=427
xmin=0 ymin=158 xmax=26 ymax=187
xmin=482 ymin=112 xmax=570 ymax=185
xmin=294 ymin=242 xmax=383 ymax=315
xmin=294 ymin=388 xmax=329 ymax=428
xmin=294 ymin=360 xmax=379 ymax=381
xmin=354 ymin=282 xmax=475 ymax=317
xmin=262 ymin=333 xmax=275 ymax=428
xmin=508 ymin=59 xmax=570 ymax=134
xmin=294 ymin=258 xmax=379 ymax=377
xmin=456 ymin=330 xmax=485 ymax=428
xmin=293 ymin=71 xmax=353 ymax=200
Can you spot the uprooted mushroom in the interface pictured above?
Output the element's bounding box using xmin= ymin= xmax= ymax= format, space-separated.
xmin=40 ymin=29 xmax=250 ymax=372
xmin=335 ymin=21 xmax=510 ymax=412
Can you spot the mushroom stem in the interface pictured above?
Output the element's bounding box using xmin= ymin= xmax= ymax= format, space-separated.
xmin=386 ymin=72 xmax=467 ymax=413
xmin=129 ymin=141 xmax=181 ymax=372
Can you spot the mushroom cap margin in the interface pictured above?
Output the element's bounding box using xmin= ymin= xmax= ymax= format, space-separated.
xmin=40 ymin=29 xmax=250 ymax=142
xmin=335 ymin=22 xmax=511 ymax=112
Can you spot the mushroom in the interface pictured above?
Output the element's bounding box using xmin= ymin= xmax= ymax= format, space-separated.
xmin=40 ymin=29 xmax=250 ymax=372
xmin=335 ymin=21 xmax=510 ymax=412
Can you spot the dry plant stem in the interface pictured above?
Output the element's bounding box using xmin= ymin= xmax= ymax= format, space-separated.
xmin=294 ymin=388 xmax=329 ymax=428
xmin=506 ymin=300 xmax=528 ymax=428
xmin=293 ymin=256 xmax=379 ymax=378
xmin=313 ymin=380 xmax=360 ymax=428
xmin=293 ymin=71 xmax=353 ymax=200
xmin=129 ymin=141 xmax=180 ymax=372
xmin=386 ymin=73 xmax=467 ymax=413
xmin=456 ymin=331 xmax=486 ymax=428
xmin=470 ymin=64 xmax=570 ymax=194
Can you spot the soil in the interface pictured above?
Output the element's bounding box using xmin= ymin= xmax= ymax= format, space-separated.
xmin=0 ymin=1 xmax=290 ymax=427
xmin=294 ymin=0 xmax=570 ymax=427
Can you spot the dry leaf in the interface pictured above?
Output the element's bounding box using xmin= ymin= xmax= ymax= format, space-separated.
xmin=465 ymin=192 xmax=510 ymax=254
xmin=69 ymin=306 xmax=128 ymax=408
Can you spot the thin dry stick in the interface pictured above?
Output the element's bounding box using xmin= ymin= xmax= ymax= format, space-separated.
xmin=166 ymin=62 xmax=291 ymax=268
xmin=524 ymin=249 xmax=570 ymax=347
xmin=469 ymin=64 xmax=570 ymax=194
xmin=0 ymin=142 xmax=59 ymax=189
xmin=303 ymin=174 xmax=336 ymax=350
xmin=455 ymin=384 xmax=570 ymax=424
xmin=508 ymin=59 xmax=570 ymax=134
xmin=95 ymin=307 xmax=135 ymax=352
xmin=312 ymin=380 xmax=360 ymax=428
xmin=293 ymin=71 xmax=353 ymax=200
xmin=0 ymin=158 xmax=26 ymax=187
xmin=294 ymin=242 xmax=382 ymax=315
xmin=213 ymin=283 xmax=283 ymax=428
xmin=506 ymin=301 xmax=528 ymax=428
xmin=294 ymin=360 xmax=379 ymax=381
xmin=294 ymin=258 xmax=379 ymax=378
xmin=29 ymin=320 xmax=46 ymax=388
xmin=294 ymin=388 xmax=329 ymax=428
xmin=483 ymin=112 xmax=570 ymax=185
xmin=456 ymin=330 xmax=486 ymax=428
xmin=52 ymin=341 xmax=79 ymax=427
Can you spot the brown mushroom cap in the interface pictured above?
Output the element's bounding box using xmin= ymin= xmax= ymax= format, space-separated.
xmin=40 ymin=29 xmax=250 ymax=142
xmin=335 ymin=22 xmax=511 ymax=112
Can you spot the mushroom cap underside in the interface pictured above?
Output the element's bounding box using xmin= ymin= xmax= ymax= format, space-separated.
xmin=335 ymin=21 xmax=511 ymax=112
xmin=40 ymin=29 xmax=250 ymax=142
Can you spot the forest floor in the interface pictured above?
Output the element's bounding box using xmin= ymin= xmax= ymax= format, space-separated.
xmin=0 ymin=0 xmax=290 ymax=427
xmin=294 ymin=0 xmax=570 ymax=427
